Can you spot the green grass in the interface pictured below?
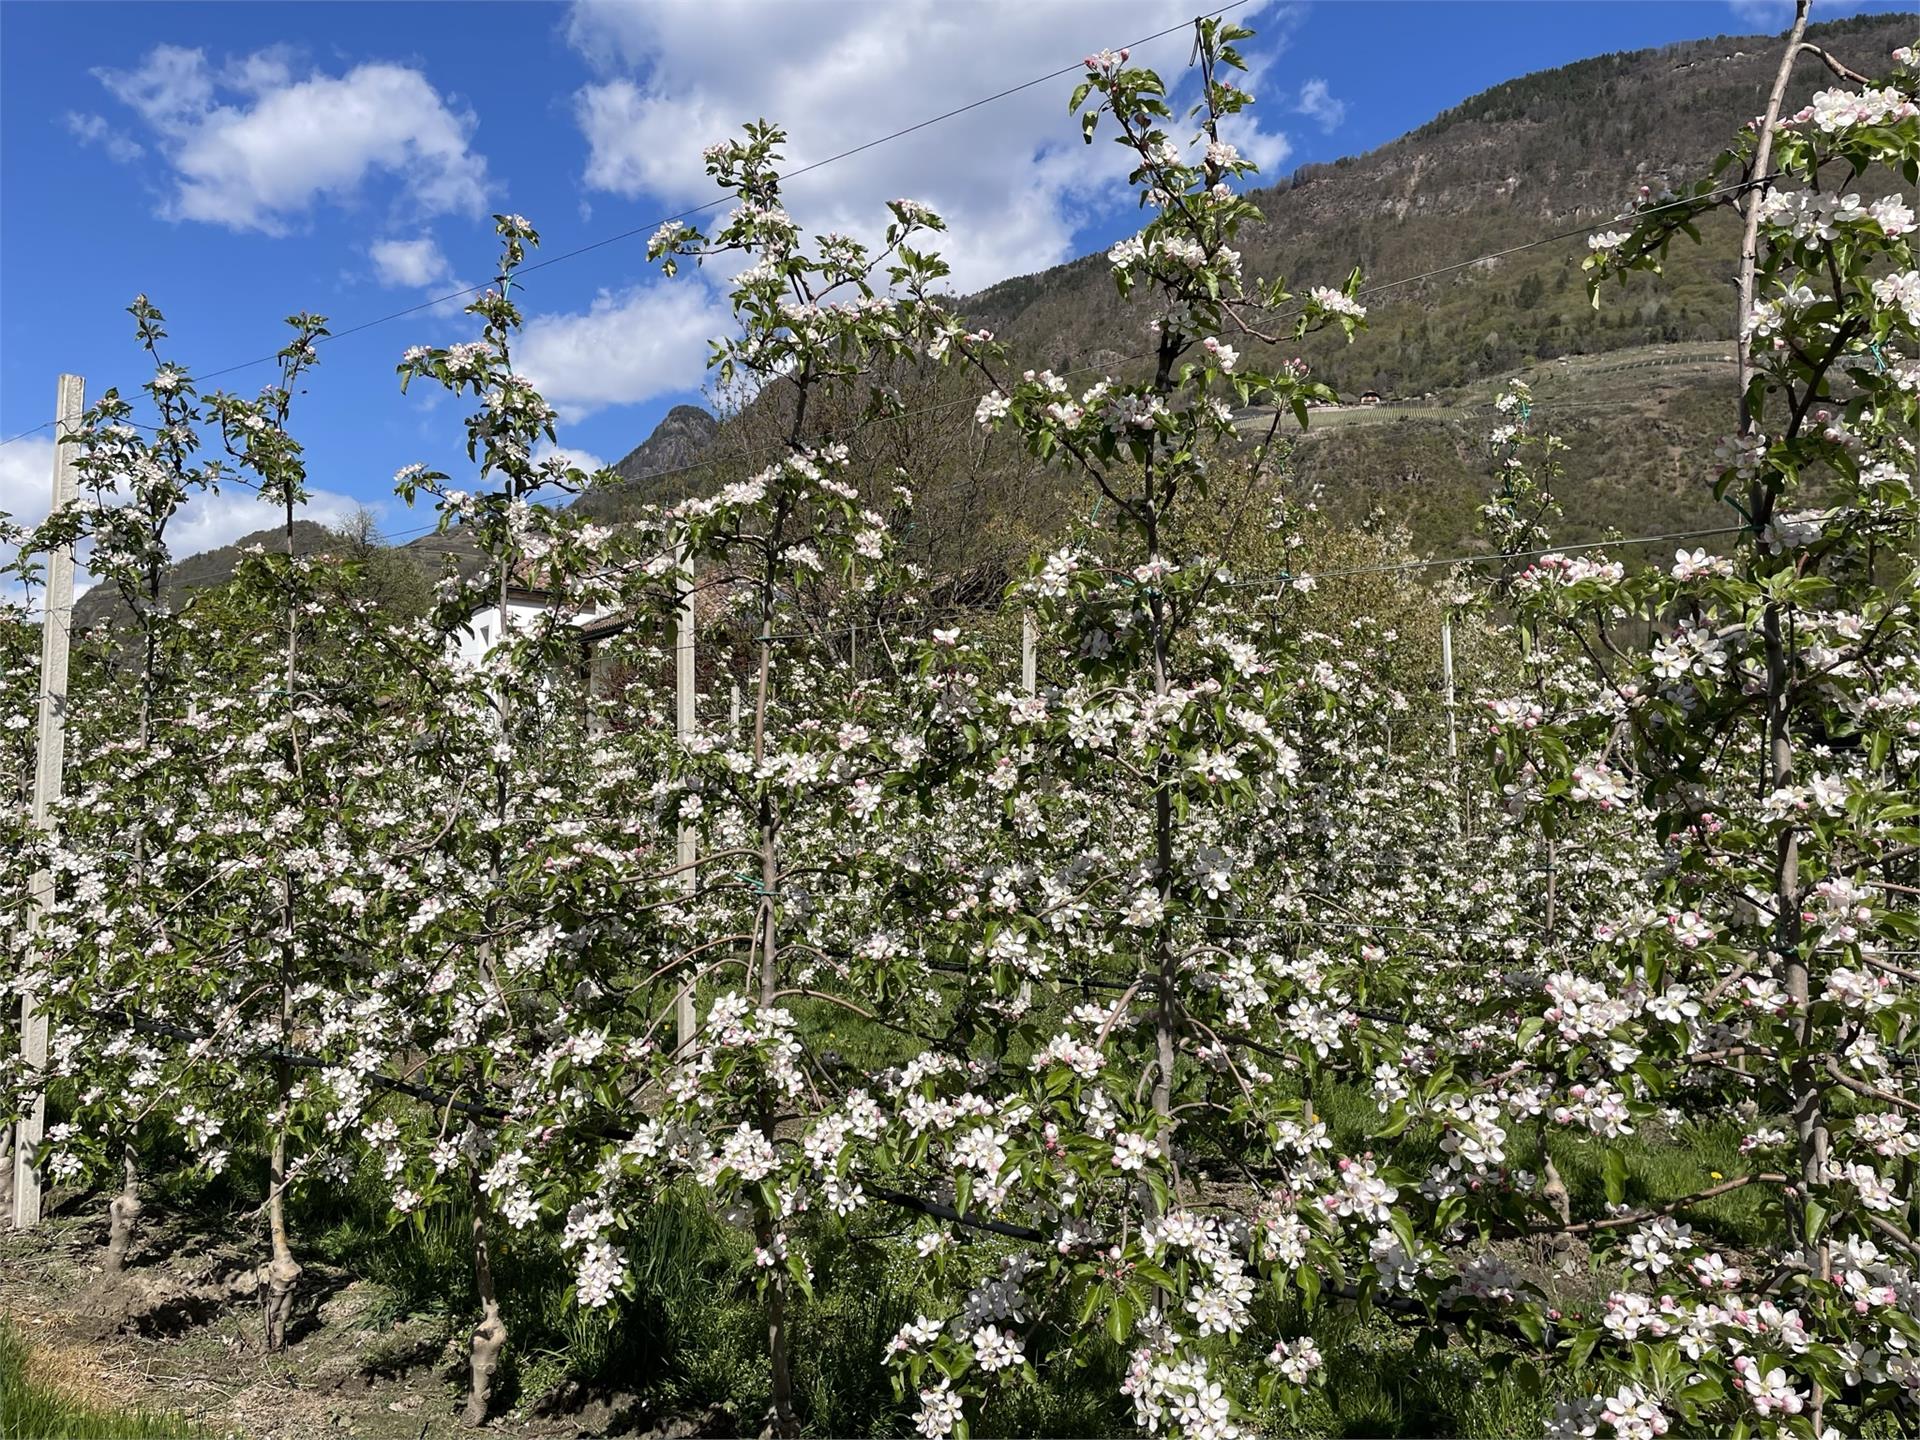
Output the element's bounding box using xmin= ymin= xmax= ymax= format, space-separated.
xmin=0 ymin=1321 xmax=213 ymax=1440
xmin=1253 ymin=1310 xmax=1551 ymax=1439
xmin=297 ymin=1146 xmax=1564 ymax=1437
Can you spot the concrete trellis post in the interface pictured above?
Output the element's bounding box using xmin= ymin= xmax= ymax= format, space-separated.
xmin=674 ymin=537 xmax=698 ymax=1052
xmin=1441 ymin=616 xmax=1461 ymax=838
xmin=1016 ymin=609 xmax=1038 ymax=1014
xmin=13 ymin=374 xmax=82 ymax=1229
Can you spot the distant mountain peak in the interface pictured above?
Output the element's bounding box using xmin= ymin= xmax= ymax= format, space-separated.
xmin=567 ymin=405 xmax=720 ymax=523
xmin=612 ymin=406 xmax=717 ymax=486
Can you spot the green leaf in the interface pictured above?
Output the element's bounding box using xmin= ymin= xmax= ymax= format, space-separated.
xmin=1568 ymin=1328 xmax=1599 ymax=1370
xmin=1389 ymin=1208 xmax=1418 ymax=1258
xmin=1804 ymin=1196 xmax=1827 ymax=1243
xmin=1679 ymin=1375 xmax=1725 ymax=1405
xmin=1107 ymin=1290 xmax=1134 ymax=1344
xmin=1603 ymin=1149 xmax=1628 ymax=1208
xmin=786 ymin=1252 xmax=814 ymax=1300
xmin=1075 ymin=1281 xmax=1105 ymax=1330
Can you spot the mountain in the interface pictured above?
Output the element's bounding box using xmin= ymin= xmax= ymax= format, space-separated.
xmin=73 ymin=519 xmax=346 ymax=631
xmin=573 ymin=405 xmax=721 ymax=522
xmin=966 ymin=12 xmax=1908 ymax=399
xmin=587 ymin=14 xmax=1907 ymax=555
xmin=936 ymin=11 xmax=1908 ymax=552
xmin=611 ymin=405 xmax=720 ymax=487
xmin=83 ymin=13 xmax=1914 ymax=617
xmin=74 ymin=517 xmax=440 ymax=634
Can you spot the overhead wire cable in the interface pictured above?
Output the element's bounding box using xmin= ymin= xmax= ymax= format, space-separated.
xmin=0 ymin=73 xmax=1769 ymax=450
xmin=0 ymin=1 xmax=1256 ymax=433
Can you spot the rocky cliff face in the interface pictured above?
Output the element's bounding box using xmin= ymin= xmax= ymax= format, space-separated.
xmin=567 ymin=404 xmax=722 ymax=524
xmin=611 ymin=405 xmax=720 ymax=486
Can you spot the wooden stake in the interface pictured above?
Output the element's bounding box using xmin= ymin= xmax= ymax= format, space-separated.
xmin=14 ymin=374 xmax=81 ymax=1230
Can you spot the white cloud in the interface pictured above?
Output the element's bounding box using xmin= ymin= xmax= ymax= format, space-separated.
xmin=532 ymin=443 xmax=609 ymax=476
xmin=565 ymin=0 xmax=1298 ymax=295
xmin=574 ymin=78 xmax=722 ymax=202
xmin=166 ymin=483 xmax=363 ymax=558
xmin=0 ymin=435 xmax=358 ymax=605
xmin=3 ymin=436 xmax=352 ymax=542
xmin=371 ymin=235 xmax=453 ymax=288
xmin=95 ymin=45 xmax=489 ymax=234
xmin=65 ymin=111 xmax=145 ymax=164
xmin=0 ymin=438 xmax=59 ymax=531
xmin=519 ymin=281 xmax=727 ymax=421
xmin=99 ymin=43 xmax=214 ymax=127
xmin=1293 ymin=78 xmax=1346 ymax=134
xmin=1727 ymin=0 xmax=1798 ymax=27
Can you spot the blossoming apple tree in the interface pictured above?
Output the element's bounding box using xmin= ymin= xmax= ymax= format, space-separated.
xmin=1500 ymin=19 xmax=1920 ymax=1437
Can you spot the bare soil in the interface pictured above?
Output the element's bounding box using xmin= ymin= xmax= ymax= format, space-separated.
xmin=0 ymin=1196 xmax=692 ymax=1440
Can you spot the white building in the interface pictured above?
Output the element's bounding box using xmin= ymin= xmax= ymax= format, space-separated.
xmin=450 ymin=587 xmax=652 ymax=738
xmin=449 ymin=584 xmax=588 ymax=669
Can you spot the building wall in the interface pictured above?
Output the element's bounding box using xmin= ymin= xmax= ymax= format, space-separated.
xmin=449 ymin=598 xmax=566 ymax=669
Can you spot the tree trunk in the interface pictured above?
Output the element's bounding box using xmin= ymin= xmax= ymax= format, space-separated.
xmin=104 ymin=1143 xmax=141 ymax=1274
xmin=747 ymin=527 xmax=794 ymax=1433
xmin=756 ymin=1210 xmax=798 ymax=1437
xmin=265 ymin=692 xmax=301 ymax=1352
xmin=1737 ymin=5 xmax=1823 ymax=1429
xmin=752 ymin=545 xmax=780 ymax=1011
xmin=463 ymin=1202 xmax=507 ymax=1426
xmin=263 ymin=1128 xmax=301 ymax=1349
xmin=1539 ymin=1153 xmax=1576 ymax=1274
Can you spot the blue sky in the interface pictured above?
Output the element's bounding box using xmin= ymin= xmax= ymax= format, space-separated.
xmin=1 ymin=0 xmax=1910 ymax=559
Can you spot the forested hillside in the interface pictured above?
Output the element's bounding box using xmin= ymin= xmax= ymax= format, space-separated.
xmin=582 ymin=12 xmax=1907 ymax=560
xmin=77 ymin=12 xmax=1912 ymax=617
xmin=967 ymin=12 xmax=1905 ymax=397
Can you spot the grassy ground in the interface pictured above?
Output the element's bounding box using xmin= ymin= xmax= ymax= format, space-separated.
xmin=301 ymin=1172 xmax=1559 ymax=1438
xmin=0 ymin=1318 xmax=213 ymax=1440
xmin=1228 ymin=341 xmax=1744 ymax=557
